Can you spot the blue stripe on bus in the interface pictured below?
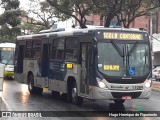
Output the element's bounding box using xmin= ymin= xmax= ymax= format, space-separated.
xmin=48 ymin=60 xmax=67 ymax=80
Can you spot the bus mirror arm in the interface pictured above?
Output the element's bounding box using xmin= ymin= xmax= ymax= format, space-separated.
xmin=92 ymin=45 xmax=98 ymax=55
xmin=92 ymin=37 xmax=98 ymax=55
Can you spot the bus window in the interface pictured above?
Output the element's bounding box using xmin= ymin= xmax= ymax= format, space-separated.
xmin=52 ymin=39 xmax=58 ymax=59
xmin=25 ymin=41 xmax=32 ymax=58
xmin=52 ymin=38 xmax=65 ymax=60
xmin=65 ymin=37 xmax=78 ymax=62
xmin=32 ymin=40 xmax=41 ymax=59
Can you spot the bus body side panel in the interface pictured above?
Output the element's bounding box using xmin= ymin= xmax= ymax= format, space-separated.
xmin=48 ymin=60 xmax=67 ymax=93
xmin=63 ymin=63 xmax=81 ymax=94
xmin=14 ymin=41 xmax=25 ymax=83
xmin=23 ymin=59 xmax=49 ymax=88
xmin=23 ymin=59 xmax=40 ymax=85
xmin=15 ymin=74 xmax=24 ymax=84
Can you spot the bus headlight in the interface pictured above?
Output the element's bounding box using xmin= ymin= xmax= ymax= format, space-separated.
xmin=145 ymin=80 xmax=152 ymax=88
xmin=97 ymin=78 xmax=106 ymax=88
xmin=98 ymin=81 xmax=106 ymax=88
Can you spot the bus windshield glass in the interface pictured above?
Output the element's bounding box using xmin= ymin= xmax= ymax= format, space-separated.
xmin=0 ymin=48 xmax=14 ymax=65
xmin=97 ymin=42 xmax=150 ymax=77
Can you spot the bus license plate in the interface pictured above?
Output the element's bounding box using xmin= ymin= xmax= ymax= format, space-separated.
xmin=122 ymin=96 xmax=132 ymax=100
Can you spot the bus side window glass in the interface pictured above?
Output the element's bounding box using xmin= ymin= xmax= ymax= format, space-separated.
xmin=32 ymin=40 xmax=41 ymax=59
xmin=52 ymin=38 xmax=65 ymax=60
xmin=25 ymin=41 xmax=32 ymax=58
xmin=65 ymin=37 xmax=78 ymax=61
xmin=52 ymin=39 xmax=58 ymax=59
xmin=56 ymin=38 xmax=65 ymax=60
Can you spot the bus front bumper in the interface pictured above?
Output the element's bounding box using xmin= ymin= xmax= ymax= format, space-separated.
xmin=93 ymin=87 xmax=151 ymax=100
xmin=4 ymin=71 xmax=14 ymax=77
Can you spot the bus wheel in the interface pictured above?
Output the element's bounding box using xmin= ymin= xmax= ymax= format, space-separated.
xmin=28 ymin=74 xmax=42 ymax=94
xmin=114 ymin=100 xmax=125 ymax=104
xmin=52 ymin=91 xmax=60 ymax=98
xmin=71 ymin=82 xmax=83 ymax=105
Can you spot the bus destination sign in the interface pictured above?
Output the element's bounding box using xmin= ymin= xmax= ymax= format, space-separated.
xmin=101 ymin=32 xmax=143 ymax=40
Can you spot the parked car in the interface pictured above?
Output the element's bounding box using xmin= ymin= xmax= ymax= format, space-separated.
xmin=152 ymin=68 xmax=160 ymax=81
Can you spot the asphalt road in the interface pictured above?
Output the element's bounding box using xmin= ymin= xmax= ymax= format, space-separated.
xmin=1 ymin=79 xmax=160 ymax=120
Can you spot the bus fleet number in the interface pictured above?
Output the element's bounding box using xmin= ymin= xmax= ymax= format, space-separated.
xmin=132 ymin=86 xmax=143 ymax=90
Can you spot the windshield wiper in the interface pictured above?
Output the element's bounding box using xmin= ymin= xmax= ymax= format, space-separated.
xmin=111 ymin=41 xmax=124 ymax=57
xmin=127 ymin=41 xmax=138 ymax=56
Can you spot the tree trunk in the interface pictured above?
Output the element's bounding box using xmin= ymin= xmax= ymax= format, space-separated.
xmin=104 ymin=12 xmax=114 ymax=27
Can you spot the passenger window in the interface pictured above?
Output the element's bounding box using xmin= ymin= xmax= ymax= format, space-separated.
xmin=65 ymin=37 xmax=78 ymax=62
xmin=25 ymin=41 xmax=32 ymax=58
xmin=32 ymin=40 xmax=41 ymax=59
xmin=52 ymin=38 xmax=65 ymax=60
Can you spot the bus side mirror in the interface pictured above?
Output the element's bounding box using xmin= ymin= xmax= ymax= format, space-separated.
xmin=92 ymin=38 xmax=97 ymax=55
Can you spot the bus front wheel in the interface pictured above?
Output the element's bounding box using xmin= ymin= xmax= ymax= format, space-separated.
xmin=71 ymin=82 xmax=83 ymax=105
xmin=28 ymin=74 xmax=42 ymax=94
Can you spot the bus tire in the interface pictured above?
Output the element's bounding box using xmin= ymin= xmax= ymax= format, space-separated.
xmin=114 ymin=99 xmax=125 ymax=104
xmin=52 ymin=91 xmax=60 ymax=98
xmin=28 ymin=74 xmax=42 ymax=94
xmin=71 ymin=82 xmax=83 ymax=105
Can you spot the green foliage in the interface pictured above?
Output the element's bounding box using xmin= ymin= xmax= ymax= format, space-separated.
xmin=0 ymin=0 xmax=21 ymax=42
xmin=47 ymin=0 xmax=160 ymax=28
xmin=47 ymin=0 xmax=94 ymax=28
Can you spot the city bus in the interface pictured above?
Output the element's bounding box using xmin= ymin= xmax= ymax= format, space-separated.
xmin=0 ymin=43 xmax=16 ymax=79
xmin=14 ymin=27 xmax=152 ymax=105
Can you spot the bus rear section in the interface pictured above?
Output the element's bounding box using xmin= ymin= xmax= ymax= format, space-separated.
xmin=0 ymin=43 xmax=15 ymax=79
xmin=14 ymin=28 xmax=152 ymax=105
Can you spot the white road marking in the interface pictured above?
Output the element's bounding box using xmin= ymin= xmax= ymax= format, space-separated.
xmin=150 ymin=98 xmax=160 ymax=102
xmin=1 ymin=97 xmax=14 ymax=111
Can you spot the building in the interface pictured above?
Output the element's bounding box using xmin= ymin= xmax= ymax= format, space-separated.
xmin=78 ymin=15 xmax=150 ymax=32
xmin=152 ymin=12 xmax=160 ymax=34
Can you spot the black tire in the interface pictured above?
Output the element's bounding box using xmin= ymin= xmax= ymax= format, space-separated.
xmin=28 ymin=74 xmax=42 ymax=94
xmin=52 ymin=91 xmax=60 ymax=98
xmin=114 ymin=100 xmax=125 ymax=104
xmin=61 ymin=93 xmax=67 ymax=101
xmin=155 ymin=76 xmax=158 ymax=81
xmin=70 ymin=82 xmax=83 ymax=105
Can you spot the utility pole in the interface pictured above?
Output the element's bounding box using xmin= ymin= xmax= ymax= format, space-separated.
xmin=149 ymin=15 xmax=154 ymax=68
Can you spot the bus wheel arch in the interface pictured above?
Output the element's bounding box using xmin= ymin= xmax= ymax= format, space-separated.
xmin=67 ymin=76 xmax=83 ymax=105
xmin=27 ymin=72 xmax=42 ymax=94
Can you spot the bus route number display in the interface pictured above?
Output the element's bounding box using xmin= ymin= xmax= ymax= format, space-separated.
xmin=102 ymin=32 xmax=143 ymax=40
xmin=2 ymin=48 xmax=12 ymax=51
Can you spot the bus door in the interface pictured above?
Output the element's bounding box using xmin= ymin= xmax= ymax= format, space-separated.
xmin=15 ymin=45 xmax=25 ymax=83
xmin=41 ymin=44 xmax=50 ymax=87
xmin=80 ymin=43 xmax=91 ymax=96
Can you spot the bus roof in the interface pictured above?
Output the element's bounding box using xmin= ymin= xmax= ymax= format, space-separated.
xmin=17 ymin=27 xmax=148 ymax=40
xmin=0 ymin=43 xmax=16 ymax=48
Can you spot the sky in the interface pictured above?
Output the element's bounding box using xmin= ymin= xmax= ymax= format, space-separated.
xmin=19 ymin=0 xmax=45 ymax=10
xmin=19 ymin=0 xmax=29 ymax=10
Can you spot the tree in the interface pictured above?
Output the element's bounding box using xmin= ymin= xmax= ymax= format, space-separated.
xmin=26 ymin=0 xmax=71 ymax=30
xmin=47 ymin=0 xmax=94 ymax=28
xmin=92 ymin=0 xmax=124 ymax=27
xmin=93 ymin=0 xmax=160 ymax=28
xmin=118 ymin=0 xmax=160 ymax=28
xmin=0 ymin=0 xmax=21 ymax=42
xmin=18 ymin=10 xmax=46 ymax=34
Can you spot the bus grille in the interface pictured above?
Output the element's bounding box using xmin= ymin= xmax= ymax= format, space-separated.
xmin=106 ymin=79 xmax=145 ymax=84
xmin=111 ymin=92 xmax=142 ymax=99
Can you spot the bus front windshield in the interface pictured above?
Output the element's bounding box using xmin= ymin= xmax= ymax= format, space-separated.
xmin=97 ymin=41 xmax=150 ymax=77
xmin=0 ymin=48 xmax=14 ymax=65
